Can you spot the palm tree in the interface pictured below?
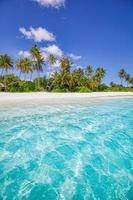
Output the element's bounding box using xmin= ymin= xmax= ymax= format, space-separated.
xmin=88 ymin=77 xmax=99 ymax=91
xmin=48 ymin=54 xmax=56 ymax=66
xmin=95 ymin=67 xmax=106 ymax=82
xmin=16 ymin=58 xmax=32 ymax=80
xmin=125 ymin=74 xmax=130 ymax=87
xmin=60 ymin=56 xmax=71 ymax=72
xmin=60 ymin=71 xmax=70 ymax=88
xmin=86 ymin=65 xmax=93 ymax=79
xmin=48 ymin=54 xmax=56 ymax=77
xmin=30 ymin=45 xmax=45 ymax=78
xmin=16 ymin=58 xmax=24 ymax=79
xmin=119 ymin=69 xmax=127 ymax=85
xmin=73 ymin=68 xmax=84 ymax=87
xmin=0 ymin=54 xmax=13 ymax=75
xmin=0 ymin=56 xmax=2 ymax=75
xmin=30 ymin=45 xmax=45 ymax=87
xmin=128 ymin=77 xmax=133 ymax=87
xmin=68 ymin=72 xmax=76 ymax=90
xmin=73 ymin=68 xmax=84 ymax=76
xmin=0 ymin=54 xmax=13 ymax=91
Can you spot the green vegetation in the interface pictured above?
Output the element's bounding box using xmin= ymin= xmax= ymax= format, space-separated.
xmin=0 ymin=45 xmax=133 ymax=92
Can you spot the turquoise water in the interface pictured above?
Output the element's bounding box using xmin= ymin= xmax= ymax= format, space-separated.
xmin=0 ymin=99 xmax=133 ymax=200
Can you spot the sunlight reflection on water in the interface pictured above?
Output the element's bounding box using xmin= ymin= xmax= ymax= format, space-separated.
xmin=0 ymin=98 xmax=133 ymax=200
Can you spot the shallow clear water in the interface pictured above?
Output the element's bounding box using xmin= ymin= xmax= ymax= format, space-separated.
xmin=0 ymin=98 xmax=133 ymax=200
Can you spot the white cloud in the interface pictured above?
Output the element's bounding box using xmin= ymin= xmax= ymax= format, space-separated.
xmin=68 ymin=53 xmax=82 ymax=60
xmin=18 ymin=50 xmax=31 ymax=58
xmin=32 ymin=0 xmax=65 ymax=8
xmin=19 ymin=27 xmax=55 ymax=42
xmin=41 ymin=44 xmax=63 ymax=57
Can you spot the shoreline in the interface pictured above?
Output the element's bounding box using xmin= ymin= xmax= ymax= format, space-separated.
xmin=0 ymin=92 xmax=133 ymax=106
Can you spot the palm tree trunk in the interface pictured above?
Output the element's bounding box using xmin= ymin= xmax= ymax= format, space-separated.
xmin=30 ymin=72 xmax=33 ymax=81
xmin=4 ymin=70 xmax=7 ymax=92
xmin=19 ymin=71 xmax=22 ymax=79
xmin=24 ymin=73 xmax=26 ymax=80
xmin=38 ymin=71 xmax=40 ymax=88
xmin=1 ymin=69 xmax=4 ymax=76
xmin=50 ymin=65 xmax=53 ymax=78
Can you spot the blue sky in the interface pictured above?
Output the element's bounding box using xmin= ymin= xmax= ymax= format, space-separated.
xmin=0 ymin=0 xmax=133 ymax=83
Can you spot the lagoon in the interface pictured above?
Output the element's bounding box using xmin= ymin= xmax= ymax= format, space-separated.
xmin=0 ymin=97 xmax=133 ymax=199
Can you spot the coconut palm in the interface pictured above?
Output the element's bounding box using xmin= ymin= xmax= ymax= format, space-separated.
xmin=73 ymin=68 xmax=84 ymax=76
xmin=68 ymin=72 xmax=77 ymax=90
xmin=30 ymin=45 xmax=45 ymax=77
xmin=0 ymin=56 xmax=2 ymax=75
xmin=128 ymin=77 xmax=133 ymax=87
xmin=125 ymin=74 xmax=130 ymax=87
xmin=73 ymin=68 xmax=84 ymax=87
xmin=30 ymin=45 xmax=45 ymax=88
xmin=16 ymin=58 xmax=24 ymax=78
xmin=48 ymin=54 xmax=56 ymax=77
xmin=119 ymin=69 xmax=127 ymax=85
xmin=88 ymin=77 xmax=100 ymax=91
xmin=0 ymin=54 xmax=13 ymax=75
xmin=0 ymin=54 xmax=13 ymax=91
xmin=48 ymin=54 xmax=56 ymax=66
xmin=16 ymin=58 xmax=32 ymax=80
xmin=95 ymin=67 xmax=106 ymax=82
xmin=60 ymin=56 xmax=71 ymax=72
xmin=86 ymin=65 xmax=93 ymax=79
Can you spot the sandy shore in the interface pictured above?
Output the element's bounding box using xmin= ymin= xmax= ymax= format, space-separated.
xmin=0 ymin=92 xmax=133 ymax=106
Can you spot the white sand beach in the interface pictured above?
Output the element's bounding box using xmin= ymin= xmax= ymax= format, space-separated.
xmin=0 ymin=92 xmax=133 ymax=106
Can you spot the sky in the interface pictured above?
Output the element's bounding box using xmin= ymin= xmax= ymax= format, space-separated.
xmin=0 ymin=0 xmax=133 ymax=83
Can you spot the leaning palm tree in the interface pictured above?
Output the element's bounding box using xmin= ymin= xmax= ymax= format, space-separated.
xmin=16 ymin=58 xmax=32 ymax=80
xmin=119 ymin=69 xmax=127 ymax=85
xmin=48 ymin=54 xmax=56 ymax=77
xmin=0 ymin=54 xmax=13 ymax=75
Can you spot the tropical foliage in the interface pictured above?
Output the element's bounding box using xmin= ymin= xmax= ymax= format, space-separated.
xmin=0 ymin=45 xmax=133 ymax=92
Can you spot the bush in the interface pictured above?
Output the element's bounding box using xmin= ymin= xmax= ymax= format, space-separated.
xmin=104 ymin=87 xmax=133 ymax=92
xmin=0 ymin=74 xmax=20 ymax=92
xmin=34 ymin=77 xmax=47 ymax=89
xmin=18 ymin=81 xmax=36 ymax=92
xmin=76 ymin=86 xmax=91 ymax=93
xmin=8 ymin=82 xmax=20 ymax=92
xmin=98 ymin=84 xmax=108 ymax=91
xmin=1 ymin=74 xmax=20 ymax=83
xmin=52 ymin=88 xmax=70 ymax=93
xmin=34 ymin=85 xmax=45 ymax=92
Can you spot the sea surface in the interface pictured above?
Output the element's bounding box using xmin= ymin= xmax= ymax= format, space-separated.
xmin=0 ymin=98 xmax=133 ymax=200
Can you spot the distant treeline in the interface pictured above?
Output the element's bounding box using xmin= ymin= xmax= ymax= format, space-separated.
xmin=0 ymin=45 xmax=133 ymax=92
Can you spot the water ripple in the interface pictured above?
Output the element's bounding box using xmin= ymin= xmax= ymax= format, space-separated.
xmin=0 ymin=99 xmax=133 ymax=199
